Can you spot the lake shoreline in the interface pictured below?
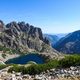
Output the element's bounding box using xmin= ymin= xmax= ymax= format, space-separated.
xmin=5 ymin=53 xmax=46 ymax=64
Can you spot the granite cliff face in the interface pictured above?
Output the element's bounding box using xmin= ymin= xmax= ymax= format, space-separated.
xmin=0 ymin=20 xmax=60 ymax=59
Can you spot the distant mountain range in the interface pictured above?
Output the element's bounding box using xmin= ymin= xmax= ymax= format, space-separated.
xmin=44 ymin=33 xmax=67 ymax=46
xmin=53 ymin=30 xmax=80 ymax=54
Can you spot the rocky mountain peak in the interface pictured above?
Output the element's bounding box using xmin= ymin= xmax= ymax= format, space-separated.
xmin=0 ymin=20 xmax=60 ymax=59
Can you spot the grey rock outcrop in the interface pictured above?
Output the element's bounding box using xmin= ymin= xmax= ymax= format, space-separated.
xmin=0 ymin=20 xmax=61 ymax=59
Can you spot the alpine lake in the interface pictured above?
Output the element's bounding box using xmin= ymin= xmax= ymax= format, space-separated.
xmin=5 ymin=53 xmax=46 ymax=64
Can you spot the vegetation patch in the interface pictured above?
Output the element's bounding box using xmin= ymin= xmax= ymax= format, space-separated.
xmin=59 ymin=54 xmax=80 ymax=68
xmin=0 ymin=64 xmax=9 ymax=70
xmin=2 ymin=53 xmax=6 ymax=58
xmin=0 ymin=45 xmax=24 ymax=55
xmin=8 ymin=54 xmax=80 ymax=75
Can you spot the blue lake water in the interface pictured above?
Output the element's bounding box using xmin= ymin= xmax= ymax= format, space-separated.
xmin=5 ymin=54 xmax=45 ymax=64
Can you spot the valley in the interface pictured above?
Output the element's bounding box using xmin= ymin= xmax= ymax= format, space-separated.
xmin=0 ymin=0 xmax=80 ymax=80
xmin=0 ymin=20 xmax=80 ymax=80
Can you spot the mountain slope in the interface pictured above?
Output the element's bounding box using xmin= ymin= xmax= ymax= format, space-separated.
xmin=44 ymin=34 xmax=67 ymax=47
xmin=53 ymin=30 xmax=80 ymax=54
xmin=0 ymin=20 xmax=61 ymax=60
xmin=44 ymin=34 xmax=59 ymax=46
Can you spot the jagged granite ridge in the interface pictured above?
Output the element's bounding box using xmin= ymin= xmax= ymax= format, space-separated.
xmin=0 ymin=20 xmax=61 ymax=59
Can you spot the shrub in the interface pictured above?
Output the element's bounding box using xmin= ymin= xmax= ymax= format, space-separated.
xmin=0 ymin=45 xmax=4 ymax=51
xmin=59 ymin=55 xmax=80 ymax=68
xmin=8 ymin=60 xmax=59 ymax=75
xmin=0 ymin=64 xmax=8 ymax=70
xmin=2 ymin=54 xmax=6 ymax=58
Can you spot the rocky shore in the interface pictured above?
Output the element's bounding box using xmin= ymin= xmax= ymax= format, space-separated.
xmin=0 ymin=66 xmax=80 ymax=80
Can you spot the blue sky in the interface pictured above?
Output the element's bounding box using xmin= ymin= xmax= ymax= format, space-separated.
xmin=0 ymin=0 xmax=80 ymax=33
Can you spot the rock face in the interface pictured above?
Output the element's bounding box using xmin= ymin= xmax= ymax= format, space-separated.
xmin=0 ymin=20 xmax=60 ymax=59
xmin=54 ymin=30 xmax=80 ymax=54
